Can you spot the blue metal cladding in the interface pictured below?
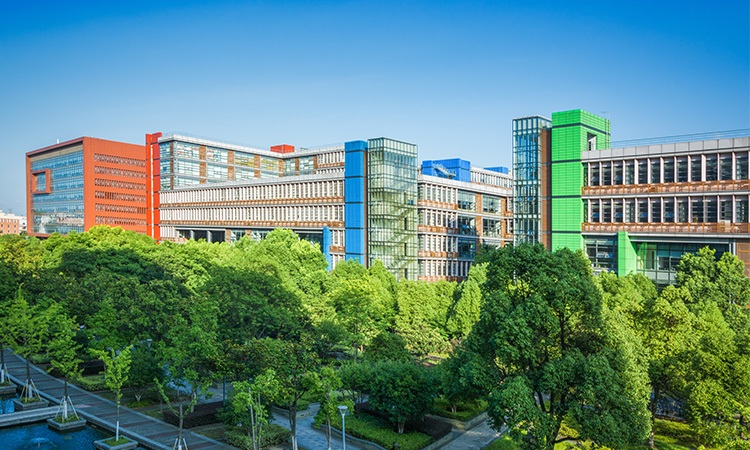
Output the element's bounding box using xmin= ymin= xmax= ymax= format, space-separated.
xmin=344 ymin=140 xmax=368 ymax=264
xmin=421 ymin=158 xmax=471 ymax=182
xmin=322 ymin=226 xmax=332 ymax=271
xmin=485 ymin=166 xmax=510 ymax=174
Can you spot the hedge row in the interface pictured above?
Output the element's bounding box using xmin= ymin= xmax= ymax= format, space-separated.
xmin=163 ymin=401 xmax=223 ymax=428
xmin=225 ymin=424 xmax=291 ymax=449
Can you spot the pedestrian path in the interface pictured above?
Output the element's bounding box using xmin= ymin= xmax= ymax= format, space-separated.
xmin=434 ymin=420 xmax=505 ymax=450
xmin=270 ymin=402 xmax=368 ymax=450
xmin=4 ymin=349 xmax=231 ymax=449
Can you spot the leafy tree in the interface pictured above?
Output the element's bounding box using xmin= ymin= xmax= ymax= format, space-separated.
xmin=229 ymin=369 xmax=282 ymax=450
xmin=245 ymin=337 xmax=319 ymax=450
xmin=157 ymin=294 xmax=220 ymax=448
xmin=310 ymin=366 xmax=343 ymax=450
xmin=446 ymin=263 xmax=486 ymax=341
xmin=94 ymin=346 xmax=133 ymax=443
xmin=675 ymin=248 xmax=750 ymax=443
xmin=128 ymin=343 xmax=162 ymax=403
xmin=368 ymin=360 xmax=437 ymax=434
xmin=394 ymin=280 xmax=452 ymax=357
xmin=329 ymin=261 xmax=392 ymax=359
xmin=46 ymin=304 xmax=84 ymax=421
xmin=6 ymin=286 xmax=49 ymax=402
xmin=461 ymin=244 xmax=651 ymax=450
xmin=338 ymin=361 xmax=374 ymax=407
xmin=365 ymin=331 xmax=412 ymax=363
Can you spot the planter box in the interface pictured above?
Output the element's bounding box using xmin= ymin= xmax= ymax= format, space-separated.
xmin=94 ymin=438 xmax=138 ymax=450
xmin=13 ymin=399 xmax=49 ymax=411
xmin=47 ymin=417 xmax=87 ymax=431
xmin=0 ymin=384 xmax=16 ymax=396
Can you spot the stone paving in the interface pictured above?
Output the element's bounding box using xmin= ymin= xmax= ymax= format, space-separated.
xmin=3 ymin=349 xmax=231 ymax=449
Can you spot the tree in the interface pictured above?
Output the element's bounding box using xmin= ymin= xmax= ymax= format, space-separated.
xmin=368 ymin=360 xmax=437 ymax=434
xmin=6 ymin=286 xmax=49 ymax=403
xmin=461 ymin=244 xmax=651 ymax=450
xmin=446 ymin=263 xmax=486 ymax=341
xmin=338 ymin=361 xmax=374 ymax=408
xmin=675 ymin=248 xmax=750 ymax=444
xmin=47 ymin=304 xmax=84 ymax=422
xmin=95 ymin=346 xmax=132 ymax=443
xmin=128 ymin=343 xmax=162 ymax=403
xmin=310 ymin=366 xmax=343 ymax=450
xmin=394 ymin=280 xmax=453 ymax=357
xmin=229 ymin=369 xmax=282 ymax=450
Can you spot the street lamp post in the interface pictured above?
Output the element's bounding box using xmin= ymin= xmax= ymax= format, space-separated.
xmin=338 ymin=405 xmax=348 ymax=450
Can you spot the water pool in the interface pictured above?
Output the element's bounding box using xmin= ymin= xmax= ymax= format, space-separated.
xmin=0 ymin=421 xmax=148 ymax=449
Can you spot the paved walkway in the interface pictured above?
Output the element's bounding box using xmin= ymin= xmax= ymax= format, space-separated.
xmin=270 ymin=403 xmax=367 ymax=450
xmin=4 ymin=349 xmax=231 ymax=450
xmin=434 ymin=420 xmax=506 ymax=450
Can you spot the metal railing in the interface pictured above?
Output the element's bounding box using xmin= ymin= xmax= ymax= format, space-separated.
xmin=610 ymin=129 xmax=750 ymax=149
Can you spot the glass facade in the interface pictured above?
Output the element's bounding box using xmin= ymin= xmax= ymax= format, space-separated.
xmin=367 ymin=138 xmax=418 ymax=280
xmin=513 ymin=116 xmax=551 ymax=245
xmin=31 ymin=149 xmax=85 ymax=234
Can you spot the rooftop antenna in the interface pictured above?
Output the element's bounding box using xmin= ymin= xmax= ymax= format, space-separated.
xmin=57 ymin=139 xmax=60 ymax=144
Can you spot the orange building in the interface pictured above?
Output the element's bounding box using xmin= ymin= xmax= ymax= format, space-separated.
xmin=26 ymin=137 xmax=154 ymax=238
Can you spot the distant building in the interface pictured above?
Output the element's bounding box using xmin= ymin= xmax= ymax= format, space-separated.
xmin=25 ymin=137 xmax=152 ymax=238
xmin=0 ymin=211 xmax=26 ymax=235
xmin=156 ymin=134 xmax=513 ymax=280
xmin=513 ymin=108 xmax=750 ymax=283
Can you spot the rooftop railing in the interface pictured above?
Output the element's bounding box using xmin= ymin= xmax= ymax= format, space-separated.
xmin=610 ymin=129 xmax=750 ymax=149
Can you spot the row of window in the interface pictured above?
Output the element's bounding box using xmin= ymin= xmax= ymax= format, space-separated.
xmin=94 ymin=204 xmax=148 ymax=215
xmin=584 ymin=196 xmax=750 ymax=223
xmin=93 ymin=166 xmax=146 ymax=179
xmin=585 ymin=152 xmax=749 ymax=186
xmin=93 ymin=153 xmax=146 ymax=167
xmin=161 ymin=180 xmax=345 ymax=204
xmin=471 ymin=170 xmax=514 ymax=189
xmin=93 ymin=178 xmax=146 ymax=191
xmin=95 ymin=216 xmax=146 ymax=227
xmin=161 ymin=204 xmax=344 ymax=223
xmin=420 ymin=260 xmax=474 ymax=278
xmin=94 ymin=191 xmax=147 ymax=202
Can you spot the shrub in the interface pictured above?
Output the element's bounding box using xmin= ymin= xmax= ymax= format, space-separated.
xmin=332 ymin=412 xmax=433 ymax=450
xmin=163 ymin=401 xmax=222 ymax=428
xmin=225 ymin=424 xmax=291 ymax=449
xmin=76 ymin=374 xmax=107 ymax=391
xmin=433 ymin=397 xmax=487 ymax=422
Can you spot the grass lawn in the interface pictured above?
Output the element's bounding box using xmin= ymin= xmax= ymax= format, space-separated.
xmin=483 ymin=419 xmax=700 ymax=450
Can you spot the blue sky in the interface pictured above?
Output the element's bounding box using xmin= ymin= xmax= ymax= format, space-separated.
xmin=1 ymin=0 xmax=748 ymax=215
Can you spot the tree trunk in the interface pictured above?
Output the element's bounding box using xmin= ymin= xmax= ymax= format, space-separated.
xmin=326 ymin=416 xmax=332 ymax=450
xmin=398 ymin=420 xmax=405 ymax=434
xmin=648 ymin=389 xmax=660 ymax=448
xmin=289 ymin=401 xmax=298 ymax=450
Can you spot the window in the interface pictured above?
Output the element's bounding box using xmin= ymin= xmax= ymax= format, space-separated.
xmin=691 ymin=155 xmax=702 ymax=182
xmin=638 ymin=160 xmax=648 ymax=184
xmin=638 ymin=199 xmax=649 ymax=222
xmin=651 ymin=199 xmax=661 ymax=222
xmin=677 ymin=157 xmax=688 ymax=182
xmin=720 ymin=197 xmax=733 ymax=222
xmin=664 ymin=198 xmax=675 ymax=223
xmin=691 ymin=198 xmax=704 ymax=222
xmin=677 ymin=198 xmax=688 ymax=222
xmin=720 ymin=154 xmax=733 ymax=180
xmin=613 ymin=161 xmax=623 ymax=185
xmin=625 ymin=160 xmax=635 ymax=184
xmin=663 ymin=158 xmax=674 ymax=183
xmin=602 ymin=162 xmax=611 ymax=186
xmin=736 ymin=153 xmax=748 ymax=180
xmin=650 ymin=159 xmax=661 ymax=184
xmin=705 ymin=155 xmax=718 ymax=181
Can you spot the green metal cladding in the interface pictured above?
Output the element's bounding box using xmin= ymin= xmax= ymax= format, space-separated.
xmin=617 ymin=231 xmax=637 ymax=276
xmin=550 ymin=109 xmax=610 ymax=252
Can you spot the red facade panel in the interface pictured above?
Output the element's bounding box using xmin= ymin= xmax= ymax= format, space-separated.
xmin=270 ymin=144 xmax=295 ymax=154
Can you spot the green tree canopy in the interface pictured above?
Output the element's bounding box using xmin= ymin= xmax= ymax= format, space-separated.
xmin=461 ymin=244 xmax=651 ymax=450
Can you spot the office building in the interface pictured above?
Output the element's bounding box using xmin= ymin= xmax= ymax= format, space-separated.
xmin=26 ymin=137 xmax=151 ymax=237
xmin=514 ymin=109 xmax=750 ymax=283
xmin=0 ymin=211 xmax=26 ymax=235
xmin=156 ymin=133 xmax=513 ymax=280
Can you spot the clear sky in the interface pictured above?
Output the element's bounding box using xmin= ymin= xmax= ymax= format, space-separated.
xmin=1 ymin=0 xmax=748 ymax=215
